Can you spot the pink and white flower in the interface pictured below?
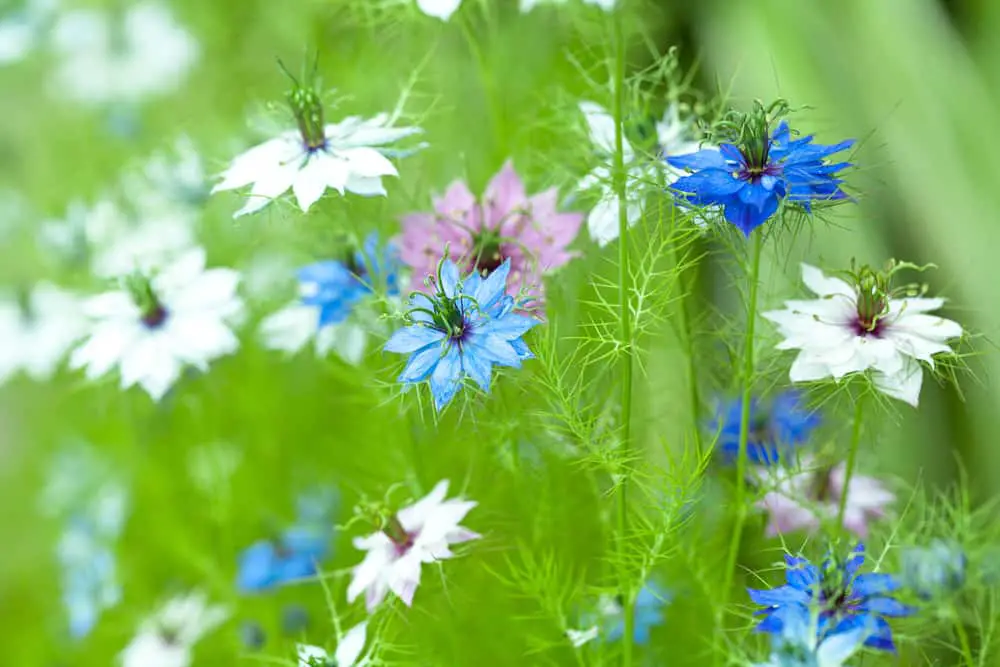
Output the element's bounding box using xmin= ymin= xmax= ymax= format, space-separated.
xmin=347 ymin=480 xmax=480 ymax=612
xmin=397 ymin=160 xmax=582 ymax=311
xmin=755 ymin=459 xmax=895 ymax=538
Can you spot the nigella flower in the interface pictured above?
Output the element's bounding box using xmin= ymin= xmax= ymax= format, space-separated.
xmin=901 ymin=539 xmax=966 ymax=599
xmin=49 ymin=1 xmax=198 ymax=105
xmin=712 ymin=391 xmax=820 ymax=465
xmin=579 ymin=101 xmax=706 ymax=246
xmin=668 ymin=102 xmax=854 ymax=235
xmin=384 ymin=258 xmax=539 ymax=411
xmin=123 ymin=136 xmax=208 ymax=214
xmin=749 ymin=544 xmax=915 ymax=652
xmin=398 ymin=160 xmax=582 ymax=312
xmin=755 ymin=457 xmax=894 ymax=538
xmin=69 ymin=247 xmax=244 ymax=401
xmin=762 ymin=263 xmax=963 ymax=407
xmin=566 ymin=582 xmax=669 ymax=647
xmin=260 ymin=232 xmax=400 ymax=365
xmin=296 ymin=622 xmax=368 ymax=667
xmin=347 ymin=479 xmax=479 ymax=611
xmin=753 ymin=603 xmax=873 ymax=667
xmin=212 ymin=69 xmax=422 ymax=218
xmin=238 ymin=490 xmax=337 ymax=593
xmin=0 ymin=283 xmax=87 ymax=386
xmin=119 ymin=591 xmax=229 ymax=667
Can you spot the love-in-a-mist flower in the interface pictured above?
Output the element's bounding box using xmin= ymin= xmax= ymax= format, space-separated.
xmin=901 ymin=540 xmax=966 ymax=599
xmin=49 ymin=1 xmax=198 ymax=105
xmin=749 ymin=544 xmax=914 ymax=652
xmin=398 ymin=160 xmax=582 ymax=310
xmin=212 ymin=71 xmax=422 ymax=218
xmin=579 ymin=101 xmax=706 ymax=246
xmin=238 ymin=490 xmax=337 ymax=593
xmin=668 ymin=101 xmax=854 ymax=235
xmin=260 ymin=232 xmax=400 ymax=365
xmin=753 ymin=602 xmax=874 ymax=667
xmin=296 ymin=622 xmax=368 ymax=667
xmin=347 ymin=479 xmax=479 ymax=612
xmin=70 ymin=247 xmax=244 ymax=401
xmin=762 ymin=263 xmax=963 ymax=407
xmin=712 ymin=391 xmax=820 ymax=465
xmin=384 ymin=258 xmax=539 ymax=411
xmin=567 ymin=582 xmax=669 ymax=647
xmin=119 ymin=591 xmax=229 ymax=667
xmin=0 ymin=283 xmax=87 ymax=385
xmin=756 ymin=457 xmax=894 ymax=538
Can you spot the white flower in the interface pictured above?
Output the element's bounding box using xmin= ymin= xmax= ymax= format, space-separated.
xmin=122 ymin=136 xmax=207 ymax=214
xmin=762 ymin=264 xmax=963 ymax=407
xmin=296 ymin=621 xmax=368 ymax=667
xmin=415 ymin=0 xmax=462 ymax=19
xmin=212 ymin=111 xmax=422 ymax=218
xmin=259 ymin=303 xmax=368 ymax=365
xmin=120 ymin=591 xmax=229 ymax=667
xmin=70 ymin=247 xmax=244 ymax=401
xmin=521 ymin=0 xmax=617 ymax=11
xmin=578 ymin=101 xmax=705 ymax=246
xmin=565 ymin=626 xmax=599 ymax=648
xmin=0 ymin=283 xmax=87 ymax=384
xmin=347 ymin=480 xmax=480 ymax=612
xmin=49 ymin=1 xmax=198 ymax=105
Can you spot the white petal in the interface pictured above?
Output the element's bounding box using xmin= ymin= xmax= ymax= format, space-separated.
xmin=341 ymin=147 xmax=398 ymax=178
xmin=416 ymin=0 xmax=463 ymax=20
xmin=800 ymin=264 xmax=855 ymax=298
xmin=297 ymin=644 xmax=328 ymax=667
xmin=212 ymin=136 xmax=299 ymax=192
xmin=587 ymin=195 xmax=621 ymax=246
xmin=260 ymin=304 xmax=317 ymax=354
xmin=334 ymin=621 xmax=368 ymax=667
xmin=291 ymin=156 xmax=334 ymax=212
xmin=873 ymin=359 xmax=924 ymax=407
xmin=333 ymin=322 xmax=367 ymax=365
xmin=344 ymin=175 xmax=387 ymax=197
xmin=232 ymin=161 xmax=301 ymax=218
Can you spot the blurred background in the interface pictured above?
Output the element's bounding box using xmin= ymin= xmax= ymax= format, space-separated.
xmin=1 ymin=0 xmax=997 ymax=664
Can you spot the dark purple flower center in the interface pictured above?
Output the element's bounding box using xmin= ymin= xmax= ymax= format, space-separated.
xmin=385 ymin=515 xmax=417 ymax=557
xmin=737 ymin=157 xmax=782 ymax=184
xmin=471 ymin=230 xmax=506 ymax=275
xmin=141 ymin=304 xmax=169 ymax=329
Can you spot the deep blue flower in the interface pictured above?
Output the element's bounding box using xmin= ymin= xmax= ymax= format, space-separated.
xmin=237 ymin=491 xmax=336 ymax=593
xmin=668 ymin=121 xmax=854 ymax=235
xmin=748 ymin=544 xmax=914 ymax=653
xmin=298 ymin=231 xmax=400 ymax=328
xmin=713 ymin=391 xmax=820 ymax=465
xmin=901 ymin=540 xmax=966 ymax=599
xmin=384 ymin=257 xmax=539 ymax=411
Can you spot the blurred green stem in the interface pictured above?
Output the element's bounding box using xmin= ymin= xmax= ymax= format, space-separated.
xmin=611 ymin=11 xmax=635 ymax=666
xmin=720 ymin=232 xmax=763 ymax=607
xmin=459 ymin=7 xmax=504 ymax=152
xmin=835 ymin=395 xmax=865 ymax=535
xmin=953 ymin=608 xmax=976 ymax=667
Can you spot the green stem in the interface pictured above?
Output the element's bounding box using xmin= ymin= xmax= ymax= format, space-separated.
xmin=674 ymin=236 xmax=703 ymax=458
xmin=611 ymin=12 xmax=635 ymax=667
xmin=953 ymin=609 xmax=976 ymax=667
xmin=458 ymin=8 xmax=504 ymax=152
xmin=835 ymin=395 xmax=864 ymax=535
xmin=720 ymin=232 xmax=764 ymax=604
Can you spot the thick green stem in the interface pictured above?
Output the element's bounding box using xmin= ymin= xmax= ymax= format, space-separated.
xmin=720 ymin=232 xmax=764 ymax=603
xmin=835 ymin=395 xmax=864 ymax=535
xmin=611 ymin=12 xmax=635 ymax=667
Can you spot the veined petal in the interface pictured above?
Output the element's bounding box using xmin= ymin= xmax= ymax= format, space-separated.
xmin=398 ymin=343 xmax=443 ymax=383
xmin=429 ymin=345 xmax=463 ymax=409
xmin=384 ymin=326 xmax=446 ymax=354
xmin=666 ymin=148 xmax=728 ymax=171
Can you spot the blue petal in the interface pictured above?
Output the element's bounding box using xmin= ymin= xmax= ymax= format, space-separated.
xmin=385 ymin=325 xmax=446 ymax=354
xmin=509 ymin=338 xmax=534 ymax=360
xmin=429 ymin=345 xmax=463 ymax=410
xmin=275 ymin=553 xmax=318 ymax=583
xmin=845 ymin=544 xmax=866 ymax=578
xmin=283 ymin=526 xmax=330 ymax=561
xmin=474 ymin=259 xmax=511 ymax=310
xmin=748 ymin=585 xmax=810 ymax=607
xmin=467 ymin=333 xmax=521 ymax=368
xmin=671 ymin=169 xmax=745 ymax=200
xmin=479 ymin=313 xmax=540 ymax=340
xmin=398 ymin=343 xmax=444 ymax=383
xmin=851 ymin=572 xmax=901 ymax=597
xmin=237 ymin=542 xmax=278 ymax=592
xmin=858 ymin=596 xmax=915 ymax=618
xmin=440 ymin=259 xmax=460 ymax=298
xmin=461 ymin=345 xmax=493 ymax=392
xmin=299 ymin=260 xmax=354 ymax=287
xmin=666 ymin=148 xmax=729 ymax=171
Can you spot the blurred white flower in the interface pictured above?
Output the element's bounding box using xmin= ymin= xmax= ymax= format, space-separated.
xmin=762 ymin=264 xmax=963 ymax=407
xmin=0 ymin=283 xmax=87 ymax=384
xmin=415 ymin=0 xmax=462 ymax=19
xmin=70 ymin=247 xmax=244 ymax=401
xmin=578 ymin=101 xmax=705 ymax=246
xmin=296 ymin=621 xmax=368 ymax=667
xmin=348 ymin=480 xmax=480 ymax=612
xmin=122 ymin=136 xmax=208 ymax=213
xmin=0 ymin=0 xmax=58 ymax=65
xmin=49 ymin=1 xmax=198 ymax=105
xmin=521 ymin=0 xmax=616 ymax=11
xmin=120 ymin=591 xmax=228 ymax=667
xmin=212 ymin=111 xmax=423 ymax=218
xmin=260 ymin=303 xmax=369 ymax=365
xmin=565 ymin=626 xmax=599 ymax=647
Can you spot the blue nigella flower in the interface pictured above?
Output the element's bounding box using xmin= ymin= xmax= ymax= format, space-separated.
xmin=383 ymin=257 xmax=539 ymax=411
xmin=901 ymin=539 xmax=967 ymax=599
xmin=756 ymin=603 xmax=873 ymax=667
xmin=668 ymin=105 xmax=854 ymax=235
xmin=749 ymin=544 xmax=915 ymax=652
xmin=58 ymin=517 xmax=122 ymax=639
xmin=298 ymin=231 xmax=400 ymax=328
xmin=237 ymin=490 xmax=336 ymax=593
xmin=713 ymin=391 xmax=820 ymax=465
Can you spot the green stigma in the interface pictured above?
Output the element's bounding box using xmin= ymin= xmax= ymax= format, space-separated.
xmin=287 ymin=84 xmax=326 ymax=151
xmin=125 ymin=273 xmax=168 ymax=328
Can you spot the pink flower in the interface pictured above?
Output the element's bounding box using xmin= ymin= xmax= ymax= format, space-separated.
xmin=755 ymin=459 xmax=895 ymax=538
xmin=397 ymin=160 xmax=582 ymax=312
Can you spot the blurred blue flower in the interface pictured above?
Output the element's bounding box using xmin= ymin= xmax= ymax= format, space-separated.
xmin=384 ymin=258 xmax=539 ymax=411
xmin=58 ymin=517 xmax=122 ymax=639
xmin=713 ymin=391 xmax=820 ymax=465
xmin=237 ymin=491 xmax=336 ymax=593
xmin=901 ymin=539 xmax=966 ymax=599
xmin=570 ymin=582 xmax=669 ymax=647
xmin=749 ymin=544 xmax=914 ymax=653
xmin=668 ymin=119 xmax=854 ymax=235
xmin=756 ymin=603 xmax=872 ymax=667
xmin=298 ymin=231 xmax=400 ymax=328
